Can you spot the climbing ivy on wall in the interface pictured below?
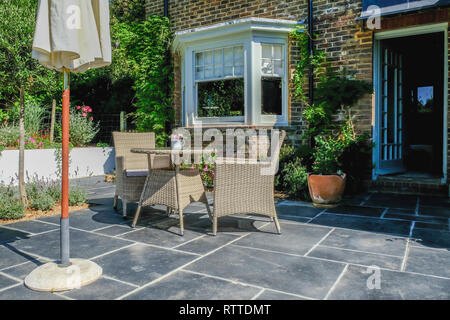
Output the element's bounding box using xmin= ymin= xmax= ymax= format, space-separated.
xmin=114 ymin=15 xmax=174 ymax=146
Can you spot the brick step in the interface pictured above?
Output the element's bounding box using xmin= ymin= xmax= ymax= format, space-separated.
xmin=365 ymin=178 xmax=448 ymax=196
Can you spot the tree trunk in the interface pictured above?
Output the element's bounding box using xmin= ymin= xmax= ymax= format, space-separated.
xmin=19 ymin=87 xmax=27 ymax=207
xmin=50 ymin=99 xmax=56 ymax=143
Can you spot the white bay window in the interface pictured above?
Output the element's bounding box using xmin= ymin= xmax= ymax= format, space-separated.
xmin=173 ymin=18 xmax=300 ymax=126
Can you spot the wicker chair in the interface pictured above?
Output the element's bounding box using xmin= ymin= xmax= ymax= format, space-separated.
xmin=212 ymin=130 xmax=286 ymax=235
xmin=112 ymin=132 xmax=170 ymax=217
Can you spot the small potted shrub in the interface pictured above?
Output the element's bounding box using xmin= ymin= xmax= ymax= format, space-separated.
xmin=307 ymin=133 xmax=347 ymax=208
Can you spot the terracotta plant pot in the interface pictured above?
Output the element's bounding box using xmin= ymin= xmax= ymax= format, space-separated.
xmin=307 ymin=173 xmax=347 ymax=208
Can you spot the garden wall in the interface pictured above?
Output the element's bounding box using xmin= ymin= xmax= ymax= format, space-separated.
xmin=0 ymin=147 xmax=115 ymax=184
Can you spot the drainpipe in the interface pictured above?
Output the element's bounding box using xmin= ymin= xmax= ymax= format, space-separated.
xmin=164 ymin=0 xmax=168 ymax=17
xmin=308 ymin=0 xmax=314 ymax=106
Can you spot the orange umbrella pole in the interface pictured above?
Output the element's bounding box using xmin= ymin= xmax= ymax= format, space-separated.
xmin=60 ymin=68 xmax=71 ymax=267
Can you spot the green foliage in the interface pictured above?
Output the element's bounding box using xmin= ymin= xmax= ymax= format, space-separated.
xmin=0 ymin=0 xmax=59 ymax=108
xmin=281 ymin=158 xmax=309 ymax=200
xmin=315 ymin=69 xmax=373 ymax=111
xmin=111 ymin=0 xmax=146 ymax=23
xmin=275 ymin=145 xmax=313 ymax=200
xmin=0 ymin=126 xmax=20 ymax=148
xmin=290 ymin=27 xmax=326 ymax=102
xmin=29 ymin=193 xmax=55 ymax=211
xmin=69 ymin=187 xmax=87 ymax=206
xmin=311 ymin=120 xmax=370 ymax=177
xmin=24 ymin=102 xmax=46 ymax=136
xmin=0 ymin=184 xmax=25 ymax=220
xmin=115 ymin=16 xmax=174 ymax=146
xmin=197 ymin=79 xmax=244 ymax=117
xmin=56 ymin=109 xmax=100 ymax=147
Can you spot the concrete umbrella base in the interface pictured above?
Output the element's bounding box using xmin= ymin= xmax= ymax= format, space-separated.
xmin=24 ymin=259 xmax=102 ymax=292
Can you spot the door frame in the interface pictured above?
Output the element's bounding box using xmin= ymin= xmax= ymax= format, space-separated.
xmin=372 ymin=22 xmax=448 ymax=183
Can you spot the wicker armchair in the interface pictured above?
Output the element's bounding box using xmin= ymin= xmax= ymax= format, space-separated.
xmin=212 ymin=130 xmax=286 ymax=235
xmin=112 ymin=132 xmax=170 ymax=217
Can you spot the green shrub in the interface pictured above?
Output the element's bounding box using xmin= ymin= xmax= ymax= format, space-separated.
xmin=69 ymin=187 xmax=87 ymax=206
xmin=281 ymin=158 xmax=309 ymax=200
xmin=56 ymin=110 xmax=99 ymax=147
xmin=275 ymin=144 xmax=312 ymax=191
xmin=24 ymin=102 xmax=46 ymax=136
xmin=0 ymin=198 xmax=26 ymax=220
xmin=29 ymin=193 xmax=55 ymax=211
xmin=0 ymin=125 xmax=20 ymax=148
xmin=0 ymin=185 xmax=25 ymax=220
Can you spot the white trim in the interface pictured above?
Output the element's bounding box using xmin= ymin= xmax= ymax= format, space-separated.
xmin=373 ymin=22 xmax=448 ymax=182
xmin=173 ymin=18 xmax=299 ymax=52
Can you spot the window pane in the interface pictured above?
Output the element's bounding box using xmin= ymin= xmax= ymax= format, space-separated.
xmin=261 ymin=77 xmax=282 ymax=115
xmin=273 ymin=45 xmax=283 ymax=59
xmin=234 ymin=65 xmax=244 ymax=77
xmin=274 ymin=60 xmax=283 ymax=76
xmin=261 ymin=43 xmax=284 ymax=76
xmin=197 ymin=79 xmax=244 ymax=117
xmin=224 ymin=47 xmax=233 ymax=64
xmin=204 ymin=51 xmax=213 ymax=65
xmin=205 ymin=65 xmax=213 ymax=79
xmin=262 ymin=44 xmax=272 ymax=59
xmin=261 ymin=58 xmax=273 ymax=75
xmin=196 ymin=52 xmax=204 ymax=66
xmin=234 ymin=46 xmax=244 ymax=66
xmin=196 ymin=66 xmax=204 ymax=80
xmin=224 ymin=66 xmax=233 ymax=77
xmin=214 ymin=50 xmax=223 ymax=77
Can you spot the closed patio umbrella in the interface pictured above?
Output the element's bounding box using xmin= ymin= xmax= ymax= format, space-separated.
xmin=24 ymin=0 xmax=111 ymax=292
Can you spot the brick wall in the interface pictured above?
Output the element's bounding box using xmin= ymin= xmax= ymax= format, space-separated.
xmin=146 ymin=0 xmax=450 ymax=182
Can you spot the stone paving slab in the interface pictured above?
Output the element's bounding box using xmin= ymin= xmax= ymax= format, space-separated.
xmin=254 ymin=289 xmax=306 ymax=300
xmin=276 ymin=205 xmax=323 ymax=218
xmin=1 ymin=259 xmax=48 ymax=280
xmin=185 ymin=245 xmax=346 ymax=300
xmin=327 ymin=265 xmax=450 ymax=300
xmin=1 ymin=220 xmax=59 ymax=235
xmin=325 ymin=206 xmax=385 ymax=218
xmin=307 ymin=246 xmax=404 ymax=271
xmin=405 ymin=246 xmax=450 ymax=278
xmin=1 ymin=178 xmax=450 ymax=300
xmin=0 ymin=245 xmax=37 ymax=270
xmin=233 ymin=222 xmax=332 ymax=256
xmin=9 ymin=229 xmax=132 ymax=261
xmin=123 ymin=270 xmax=261 ymax=300
xmin=317 ymin=228 xmax=408 ymax=257
xmin=0 ymin=284 xmax=64 ymax=300
xmin=309 ymin=213 xmax=412 ymax=237
xmin=92 ymin=243 xmax=198 ymax=287
xmin=0 ymin=227 xmax=30 ymax=244
xmin=61 ymin=277 xmax=136 ymax=300
xmin=174 ymin=233 xmax=240 ymax=255
xmin=0 ymin=273 xmax=19 ymax=290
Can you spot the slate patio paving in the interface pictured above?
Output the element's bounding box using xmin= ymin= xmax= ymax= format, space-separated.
xmin=0 ymin=176 xmax=449 ymax=300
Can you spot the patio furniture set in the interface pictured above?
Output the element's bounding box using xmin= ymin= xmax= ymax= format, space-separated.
xmin=112 ymin=131 xmax=286 ymax=236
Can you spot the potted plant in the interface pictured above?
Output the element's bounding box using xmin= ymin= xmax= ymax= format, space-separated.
xmin=307 ymin=129 xmax=348 ymax=208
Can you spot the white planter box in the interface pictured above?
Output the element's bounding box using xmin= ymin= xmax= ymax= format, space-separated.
xmin=0 ymin=147 xmax=115 ymax=184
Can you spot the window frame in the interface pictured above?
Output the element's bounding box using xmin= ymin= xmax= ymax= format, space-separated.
xmin=194 ymin=44 xmax=246 ymax=122
xmin=177 ymin=18 xmax=296 ymax=127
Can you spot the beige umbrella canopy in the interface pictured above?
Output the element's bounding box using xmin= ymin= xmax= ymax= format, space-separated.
xmin=32 ymin=0 xmax=111 ymax=73
xmin=25 ymin=0 xmax=111 ymax=292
